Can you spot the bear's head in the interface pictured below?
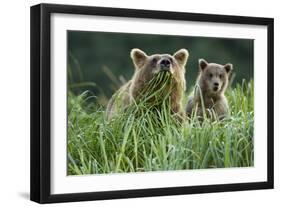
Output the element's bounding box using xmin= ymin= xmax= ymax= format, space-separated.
xmin=198 ymin=59 xmax=233 ymax=95
xmin=130 ymin=48 xmax=189 ymax=90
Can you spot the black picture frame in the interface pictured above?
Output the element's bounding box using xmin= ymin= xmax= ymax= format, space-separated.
xmin=30 ymin=3 xmax=274 ymax=204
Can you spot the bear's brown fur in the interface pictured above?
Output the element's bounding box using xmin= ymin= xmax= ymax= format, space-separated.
xmin=186 ymin=59 xmax=233 ymax=120
xmin=106 ymin=48 xmax=189 ymax=120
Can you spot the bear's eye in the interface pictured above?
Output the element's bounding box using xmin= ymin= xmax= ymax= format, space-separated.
xmin=209 ymin=73 xmax=213 ymax=78
xmin=152 ymin=57 xmax=158 ymax=64
xmin=219 ymin=74 xmax=223 ymax=79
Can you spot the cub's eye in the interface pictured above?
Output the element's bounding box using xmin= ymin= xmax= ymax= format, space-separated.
xmin=219 ymin=74 xmax=223 ymax=79
xmin=209 ymin=73 xmax=213 ymax=78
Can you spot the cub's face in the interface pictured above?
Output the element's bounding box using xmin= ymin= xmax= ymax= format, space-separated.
xmin=199 ymin=59 xmax=233 ymax=94
xmin=130 ymin=48 xmax=189 ymax=82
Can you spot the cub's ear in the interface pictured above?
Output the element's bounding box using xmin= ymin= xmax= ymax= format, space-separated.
xmin=173 ymin=49 xmax=189 ymax=66
xmin=224 ymin=63 xmax=233 ymax=73
xmin=199 ymin=59 xmax=208 ymax=70
xmin=130 ymin=48 xmax=148 ymax=69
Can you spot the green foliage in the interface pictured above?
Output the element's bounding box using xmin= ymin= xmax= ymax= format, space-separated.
xmin=68 ymin=31 xmax=254 ymax=98
xmin=67 ymin=79 xmax=254 ymax=175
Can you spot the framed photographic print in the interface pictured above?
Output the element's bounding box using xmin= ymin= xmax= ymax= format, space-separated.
xmin=30 ymin=3 xmax=274 ymax=203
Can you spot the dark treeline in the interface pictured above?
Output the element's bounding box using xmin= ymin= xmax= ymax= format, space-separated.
xmin=68 ymin=31 xmax=253 ymax=104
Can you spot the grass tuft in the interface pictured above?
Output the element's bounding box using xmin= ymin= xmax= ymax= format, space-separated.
xmin=67 ymin=78 xmax=254 ymax=175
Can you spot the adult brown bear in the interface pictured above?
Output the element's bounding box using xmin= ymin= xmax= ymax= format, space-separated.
xmin=106 ymin=48 xmax=189 ymax=121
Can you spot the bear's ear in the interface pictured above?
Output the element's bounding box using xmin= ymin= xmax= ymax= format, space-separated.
xmin=199 ymin=59 xmax=208 ymax=71
xmin=224 ymin=63 xmax=233 ymax=73
xmin=173 ymin=49 xmax=189 ymax=66
xmin=130 ymin=48 xmax=148 ymax=69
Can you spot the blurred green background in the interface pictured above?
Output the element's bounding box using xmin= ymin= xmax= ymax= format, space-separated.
xmin=67 ymin=31 xmax=253 ymax=106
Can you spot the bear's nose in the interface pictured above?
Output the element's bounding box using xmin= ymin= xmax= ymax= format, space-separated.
xmin=214 ymin=82 xmax=219 ymax=86
xmin=160 ymin=58 xmax=171 ymax=69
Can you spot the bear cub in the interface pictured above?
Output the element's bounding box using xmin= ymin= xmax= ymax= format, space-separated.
xmin=106 ymin=48 xmax=189 ymax=120
xmin=186 ymin=59 xmax=233 ymax=120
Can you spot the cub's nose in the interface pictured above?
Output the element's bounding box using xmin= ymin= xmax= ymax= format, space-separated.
xmin=160 ymin=58 xmax=171 ymax=69
xmin=214 ymin=82 xmax=219 ymax=86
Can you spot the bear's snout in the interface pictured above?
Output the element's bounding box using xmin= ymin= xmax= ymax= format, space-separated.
xmin=213 ymin=82 xmax=220 ymax=91
xmin=160 ymin=58 xmax=171 ymax=71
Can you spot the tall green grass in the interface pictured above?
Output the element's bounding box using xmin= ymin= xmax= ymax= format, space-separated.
xmin=67 ymin=78 xmax=254 ymax=175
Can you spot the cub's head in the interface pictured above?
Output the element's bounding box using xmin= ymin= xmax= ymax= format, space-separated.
xmin=130 ymin=48 xmax=189 ymax=84
xmin=198 ymin=59 xmax=233 ymax=94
